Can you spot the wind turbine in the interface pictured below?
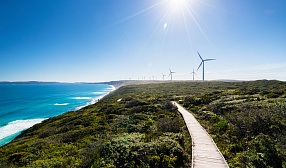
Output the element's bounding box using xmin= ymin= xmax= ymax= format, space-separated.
xmin=162 ymin=73 xmax=166 ymax=80
xmin=190 ymin=69 xmax=196 ymax=81
xmin=197 ymin=51 xmax=215 ymax=82
xmin=169 ymin=68 xmax=175 ymax=82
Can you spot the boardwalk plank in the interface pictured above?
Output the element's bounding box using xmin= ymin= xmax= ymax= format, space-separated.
xmin=173 ymin=102 xmax=229 ymax=168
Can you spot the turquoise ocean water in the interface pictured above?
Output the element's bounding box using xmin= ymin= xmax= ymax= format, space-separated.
xmin=0 ymin=84 xmax=114 ymax=146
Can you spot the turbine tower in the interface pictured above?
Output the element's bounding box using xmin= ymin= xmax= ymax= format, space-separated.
xmin=197 ymin=51 xmax=215 ymax=82
xmin=162 ymin=73 xmax=166 ymax=80
xmin=191 ymin=69 xmax=196 ymax=81
xmin=169 ymin=68 xmax=175 ymax=82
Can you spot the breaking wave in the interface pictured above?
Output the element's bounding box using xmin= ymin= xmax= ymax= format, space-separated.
xmin=54 ymin=103 xmax=69 ymax=106
xmin=0 ymin=118 xmax=47 ymax=140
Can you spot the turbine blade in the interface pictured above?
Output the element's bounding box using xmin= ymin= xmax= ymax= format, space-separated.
xmin=197 ymin=62 xmax=203 ymax=71
xmin=197 ymin=51 xmax=203 ymax=61
xmin=204 ymin=59 xmax=216 ymax=61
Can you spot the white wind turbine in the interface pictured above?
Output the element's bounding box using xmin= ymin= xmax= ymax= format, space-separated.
xmin=162 ymin=73 xmax=166 ymax=80
xmin=191 ymin=68 xmax=196 ymax=81
xmin=169 ymin=68 xmax=175 ymax=82
xmin=197 ymin=52 xmax=215 ymax=82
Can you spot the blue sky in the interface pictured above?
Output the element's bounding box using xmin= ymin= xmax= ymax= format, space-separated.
xmin=0 ymin=0 xmax=285 ymax=82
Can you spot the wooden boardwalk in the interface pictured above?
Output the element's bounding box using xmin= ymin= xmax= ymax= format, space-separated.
xmin=173 ymin=102 xmax=229 ymax=168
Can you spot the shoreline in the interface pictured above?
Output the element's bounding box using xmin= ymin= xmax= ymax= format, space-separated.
xmin=0 ymin=84 xmax=116 ymax=147
xmin=75 ymin=84 xmax=116 ymax=110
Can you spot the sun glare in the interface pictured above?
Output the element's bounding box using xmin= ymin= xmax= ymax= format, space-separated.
xmin=164 ymin=23 xmax=168 ymax=29
xmin=167 ymin=0 xmax=187 ymax=12
xmin=110 ymin=0 xmax=209 ymax=57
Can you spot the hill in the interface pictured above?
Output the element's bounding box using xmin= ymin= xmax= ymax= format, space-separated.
xmin=1 ymin=80 xmax=286 ymax=167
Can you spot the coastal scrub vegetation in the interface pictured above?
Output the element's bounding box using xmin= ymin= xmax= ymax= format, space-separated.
xmin=0 ymin=82 xmax=192 ymax=167
xmin=178 ymin=80 xmax=286 ymax=167
xmin=1 ymin=80 xmax=286 ymax=167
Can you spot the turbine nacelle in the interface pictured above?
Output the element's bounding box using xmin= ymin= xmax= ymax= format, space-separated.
xmin=169 ymin=68 xmax=175 ymax=82
xmin=169 ymin=68 xmax=175 ymax=75
xmin=196 ymin=51 xmax=215 ymax=82
xmin=191 ymin=69 xmax=196 ymax=75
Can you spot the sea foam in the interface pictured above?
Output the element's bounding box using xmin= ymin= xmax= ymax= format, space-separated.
xmin=92 ymin=92 xmax=106 ymax=94
xmin=54 ymin=103 xmax=69 ymax=106
xmin=75 ymin=95 xmax=102 ymax=110
xmin=75 ymin=85 xmax=115 ymax=110
xmin=104 ymin=85 xmax=115 ymax=91
xmin=73 ymin=97 xmax=92 ymax=100
xmin=0 ymin=118 xmax=47 ymax=140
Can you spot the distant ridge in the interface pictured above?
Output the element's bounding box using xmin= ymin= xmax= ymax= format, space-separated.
xmin=0 ymin=81 xmax=131 ymax=88
xmin=0 ymin=81 xmax=127 ymax=89
xmin=90 ymin=80 xmax=125 ymax=88
xmin=212 ymin=79 xmax=243 ymax=82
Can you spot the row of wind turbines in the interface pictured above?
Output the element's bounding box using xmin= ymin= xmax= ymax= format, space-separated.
xmin=166 ymin=51 xmax=215 ymax=82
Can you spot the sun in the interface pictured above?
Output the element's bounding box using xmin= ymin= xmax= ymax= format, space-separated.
xmin=167 ymin=0 xmax=188 ymax=12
